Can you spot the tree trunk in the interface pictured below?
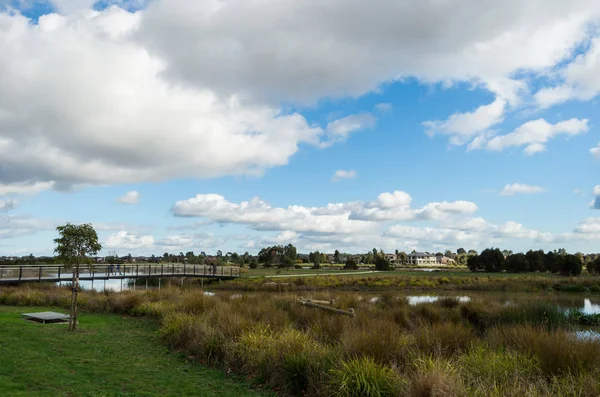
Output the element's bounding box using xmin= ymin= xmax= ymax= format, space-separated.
xmin=73 ymin=265 xmax=79 ymax=331
xmin=69 ymin=269 xmax=75 ymax=331
xmin=68 ymin=265 xmax=80 ymax=331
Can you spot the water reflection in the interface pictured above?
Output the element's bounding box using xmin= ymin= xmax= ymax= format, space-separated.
xmin=406 ymin=296 xmax=470 ymax=305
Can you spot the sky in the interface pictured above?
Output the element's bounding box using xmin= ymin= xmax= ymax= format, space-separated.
xmin=0 ymin=0 xmax=599 ymax=257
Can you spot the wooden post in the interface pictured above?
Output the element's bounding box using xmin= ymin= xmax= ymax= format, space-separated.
xmin=38 ymin=267 xmax=42 ymax=282
xmin=19 ymin=266 xmax=22 ymax=282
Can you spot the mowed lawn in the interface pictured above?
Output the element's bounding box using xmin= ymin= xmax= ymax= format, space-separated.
xmin=0 ymin=306 xmax=270 ymax=397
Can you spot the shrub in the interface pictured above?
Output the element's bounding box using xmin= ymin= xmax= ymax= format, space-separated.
xmin=407 ymin=357 xmax=465 ymax=397
xmin=327 ymin=356 xmax=405 ymax=397
xmin=414 ymin=322 xmax=475 ymax=357
xmin=235 ymin=326 xmax=333 ymax=394
xmin=340 ymin=320 xmax=410 ymax=364
xmin=489 ymin=325 xmax=600 ymax=376
xmin=459 ymin=345 xmax=541 ymax=387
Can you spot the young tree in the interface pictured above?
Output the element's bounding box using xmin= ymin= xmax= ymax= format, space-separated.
xmin=309 ymin=251 xmax=321 ymax=269
xmin=54 ymin=223 xmax=102 ymax=331
xmin=334 ymin=250 xmax=341 ymax=264
xmin=345 ymin=257 xmax=358 ymax=270
xmin=374 ymin=253 xmax=391 ymax=271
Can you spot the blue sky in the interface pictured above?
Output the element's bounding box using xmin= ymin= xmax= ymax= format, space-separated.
xmin=0 ymin=0 xmax=599 ymax=256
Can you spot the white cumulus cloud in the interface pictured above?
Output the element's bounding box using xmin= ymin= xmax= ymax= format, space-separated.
xmin=500 ymin=184 xmax=546 ymax=196
xmin=117 ymin=190 xmax=140 ymax=204
xmin=479 ymin=118 xmax=588 ymax=155
xmin=591 ymin=143 xmax=600 ymax=159
xmin=331 ymin=170 xmax=357 ymax=182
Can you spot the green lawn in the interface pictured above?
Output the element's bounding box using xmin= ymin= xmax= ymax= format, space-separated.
xmin=0 ymin=306 xmax=270 ymax=397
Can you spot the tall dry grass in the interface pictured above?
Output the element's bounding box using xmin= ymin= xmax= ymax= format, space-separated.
xmin=2 ymin=285 xmax=600 ymax=396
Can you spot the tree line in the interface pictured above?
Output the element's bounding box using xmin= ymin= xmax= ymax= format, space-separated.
xmin=467 ymin=248 xmax=600 ymax=277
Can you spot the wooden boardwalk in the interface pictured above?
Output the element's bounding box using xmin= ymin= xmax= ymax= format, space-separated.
xmin=0 ymin=264 xmax=240 ymax=284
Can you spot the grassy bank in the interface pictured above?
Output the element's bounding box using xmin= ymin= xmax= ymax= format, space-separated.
xmin=215 ymin=271 xmax=600 ymax=293
xmin=2 ymin=286 xmax=600 ymax=396
xmin=0 ymin=305 xmax=269 ymax=397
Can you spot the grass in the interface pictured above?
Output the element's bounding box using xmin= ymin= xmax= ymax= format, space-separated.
xmin=217 ymin=270 xmax=600 ymax=294
xmin=3 ymin=285 xmax=600 ymax=396
xmin=0 ymin=306 xmax=270 ymax=397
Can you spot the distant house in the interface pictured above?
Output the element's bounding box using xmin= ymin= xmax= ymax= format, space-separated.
xmin=436 ymin=255 xmax=456 ymax=266
xmin=384 ymin=253 xmax=397 ymax=262
xmin=407 ymin=252 xmax=437 ymax=266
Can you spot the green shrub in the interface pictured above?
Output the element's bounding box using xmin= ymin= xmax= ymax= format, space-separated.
xmin=327 ymin=356 xmax=405 ymax=397
xmin=489 ymin=325 xmax=600 ymax=376
xmin=407 ymin=357 xmax=465 ymax=397
xmin=414 ymin=322 xmax=475 ymax=357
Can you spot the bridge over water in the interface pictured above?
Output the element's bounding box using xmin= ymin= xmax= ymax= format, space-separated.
xmin=0 ymin=264 xmax=240 ymax=285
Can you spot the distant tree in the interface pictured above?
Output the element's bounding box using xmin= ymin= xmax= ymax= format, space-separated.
xmin=457 ymin=248 xmax=466 ymax=255
xmin=468 ymin=249 xmax=478 ymax=255
xmin=249 ymin=257 xmax=258 ymax=269
xmin=444 ymin=249 xmax=453 ymax=258
xmin=364 ymin=252 xmax=374 ymax=264
xmin=479 ymin=248 xmax=504 ymax=272
xmin=334 ymin=250 xmax=341 ymax=264
xmin=544 ymin=251 xmax=560 ymax=273
xmin=525 ymin=250 xmax=545 ymax=272
xmin=284 ymin=244 xmax=297 ymax=262
xmin=467 ymin=255 xmax=480 ymax=272
xmin=345 ymin=257 xmax=358 ymax=270
xmin=54 ymin=223 xmax=102 ymax=332
xmin=185 ymin=251 xmax=194 ymax=259
xmin=559 ymin=254 xmax=582 ymax=276
xmin=374 ymin=255 xmax=391 ymax=271
xmin=503 ymin=253 xmax=529 ymax=273
xmin=216 ymin=250 xmax=223 ymax=257
xmin=372 ymin=248 xmax=378 ymax=258
xmin=588 ymin=257 xmax=600 ymax=275
xmin=398 ymin=251 xmax=407 ymax=265
xmin=309 ymin=251 xmax=321 ymax=269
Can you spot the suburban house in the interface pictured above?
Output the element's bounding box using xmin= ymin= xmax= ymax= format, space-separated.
xmin=385 ymin=253 xmax=397 ymax=262
xmin=406 ymin=252 xmax=456 ymax=266
xmin=407 ymin=252 xmax=437 ymax=266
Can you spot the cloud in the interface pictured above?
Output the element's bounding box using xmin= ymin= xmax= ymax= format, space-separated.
xmin=117 ymin=190 xmax=140 ymax=204
xmin=374 ymin=103 xmax=392 ymax=113
xmin=172 ymin=191 xmax=478 ymax=236
xmin=322 ymin=113 xmax=376 ymax=147
xmin=592 ymin=185 xmax=600 ymax=210
xmin=500 ymin=183 xmax=546 ymax=196
xmin=592 ymin=143 xmax=600 ymax=159
xmin=423 ymin=98 xmax=506 ymax=145
xmin=331 ymin=169 xmax=356 ymax=182
xmin=137 ymin=0 xmax=600 ymax=105
xmin=477 ymin=118 xmax=588 ymax=155
xmin=0 ymin=215 xmax=56 ymax=239
xmin=104 ymin=231 xmax=155 ymax=250
xmin=1 ymin=3 xmax=599 ymax=189
xmin=535 ymin=36 xmax=600 ymax=108
xmin=0 ymin=199 xmax=16 ymax=211
xmin=0 ymin=8 xmax=326 ymax=190
xmin=0 ymin=182 xmax=55 ymax=196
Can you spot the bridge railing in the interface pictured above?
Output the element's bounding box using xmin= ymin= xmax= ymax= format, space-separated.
xmin=0 ymin=264 xmax=240 ymax=283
